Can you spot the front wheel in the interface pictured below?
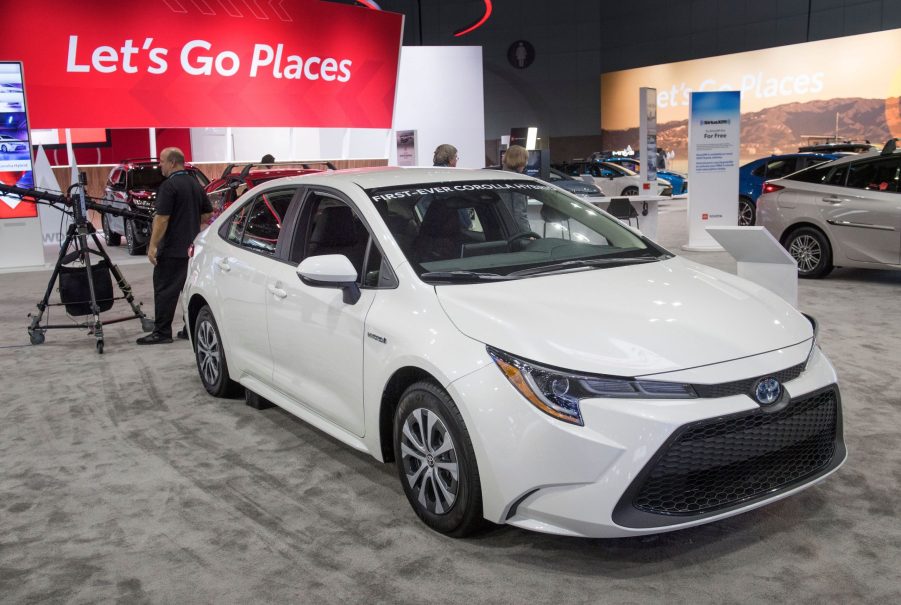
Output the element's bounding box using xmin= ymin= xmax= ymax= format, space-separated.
xmin=738 ymin=197 xmax=756 ymax=226
xmin=102 ymin=213 xmax=121 ymax=246
xmin=394 ymin=381 xmax=484 ymax=537
xmin=194 ymin=306 xmax=241 ymax=397
xmin=125 ymin=220 xmax=146 ymax=255
xmin=785 ymin=227 xmax=833 ymax=278
xmin=621 ymin=186 xmax=639 ymax=196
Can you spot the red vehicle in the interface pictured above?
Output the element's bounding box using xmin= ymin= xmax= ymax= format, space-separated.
xmin=205 ymin=161 xmax=334 ymax=219
xmin=101 ymin=158 xmax=210 ymax=255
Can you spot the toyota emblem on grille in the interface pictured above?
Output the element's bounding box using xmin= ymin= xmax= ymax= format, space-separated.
xmin=754 ymin=377 xmax=782 ymax=405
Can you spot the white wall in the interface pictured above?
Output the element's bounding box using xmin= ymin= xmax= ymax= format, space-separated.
xmin=389 ymin=46 xmax=485 ymax=168
xmin=189 ymin=46 xmax=485 ymax=168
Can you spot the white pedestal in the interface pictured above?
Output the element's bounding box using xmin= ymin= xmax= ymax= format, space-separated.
xmin=0 ymin=217 xmax=45 ymax=270
xmin=706 ymin=226 xmax=798 ymax=307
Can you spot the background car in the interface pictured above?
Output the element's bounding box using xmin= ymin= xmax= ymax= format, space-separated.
xmin=602 ymin=156 xmax=688 ymax=196
xmin=205 ymin=161 xmax=334 ymax=220
xmin=757 ymin=143 xmax=901 ymax=278
xmin=0 ymin=133 xmax=26 ymax=152
xmin=487 ymin=166 xmax=603 ymax=198
xmin=101 ymin=158 xmax=210 ymax=255
xmin=555 ymin=160 xmax=673 ymax=196
xmin=183 ymin=167 xmax=843 ymax=539
xmin=738 ymin=152 xmax=847 ymax=226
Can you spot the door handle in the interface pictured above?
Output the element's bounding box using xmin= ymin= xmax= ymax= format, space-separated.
xmin=267 ymin=284 xmax=287 ymax=299
xmin=216 ymin=260 xmax=231 ymax=272
xmin=822 ymin=196 xmax=843 ymax=204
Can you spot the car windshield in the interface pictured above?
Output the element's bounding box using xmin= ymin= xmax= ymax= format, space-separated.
xmin=129 ymin=165 xmax=165 ymax=189
xmin=366 ymin=179 xmax=666 ymax=282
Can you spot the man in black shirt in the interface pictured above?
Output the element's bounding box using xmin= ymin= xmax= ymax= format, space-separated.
xmin=137 ymin=147 xmax=212 ymax=345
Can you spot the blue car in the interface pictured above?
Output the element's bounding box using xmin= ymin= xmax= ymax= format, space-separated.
xmin=738 ymin=152 xmax=846 ymax=225
xmin=602 ymin=157 xmax=688 ymax=196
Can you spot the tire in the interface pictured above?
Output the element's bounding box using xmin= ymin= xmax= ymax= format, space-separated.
xmin=194 ymin=306 xmax=241 ymax=397
xmin=621 ymin=186 xmax=639 ymax=196
xmin=0 ymin=144 xmax=7 ymax=152
xmin=102 ymin=213 xmax=121 ymax=246
xmin=125 ymin=219 xmax=146 ymax=255
xmin=738 ymin=197 xmax=756 ymax=226
xmin=394 ymin=381 xmax=484 ymax=537
xmin=785 ymin=227 xmax=833 ymax=279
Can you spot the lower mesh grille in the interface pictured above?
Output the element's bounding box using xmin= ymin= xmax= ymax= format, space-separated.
xmin=632 ymin=388 xmax=838 ymax=516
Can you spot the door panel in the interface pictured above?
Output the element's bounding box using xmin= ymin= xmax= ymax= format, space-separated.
xmin=265 ymin=262 xmax=373 ymax=435
xmin=823 ymin=157 xmax=901 ymax=264
xmin=214 ymin=187 xmax=298 ymax=380
xmin=214 ymin=246 xmax=273 ymax=380
xmin=265 ymin=191 xmax=380 ymax=436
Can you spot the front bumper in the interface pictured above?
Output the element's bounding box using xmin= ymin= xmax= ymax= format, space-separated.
xmin=447 ymin=345 xmax=844 ymax=538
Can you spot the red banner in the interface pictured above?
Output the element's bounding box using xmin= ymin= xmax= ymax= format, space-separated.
xmin=0 ymin=0 xmax=403 ymax=129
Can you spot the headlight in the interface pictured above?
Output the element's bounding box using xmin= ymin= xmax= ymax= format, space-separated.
xmin=488 ymin=347 xmax=697 ymax=426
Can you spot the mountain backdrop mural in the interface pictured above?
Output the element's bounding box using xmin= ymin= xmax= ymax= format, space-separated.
xmin=601 ymin=97 xmax=900 ymax=169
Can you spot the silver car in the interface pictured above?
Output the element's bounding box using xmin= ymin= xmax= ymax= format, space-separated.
xmin=757 ymin=144 xmax=901 ymax=278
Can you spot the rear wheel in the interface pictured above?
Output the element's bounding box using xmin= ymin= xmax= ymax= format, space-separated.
xmin=738 ymin=197 xmax=756 ymax=226
xmin=194 ymin=306 xmax=241 ymax=397
xmin=394 ymin=381 xmax=484 ymax=537
xmin=102 ymin=213 xmax=121 ymax=246
xmin=785 ymin=227 xmax=833 ymax=278
xmin=621 ymin=186 xmax=639 ymax=196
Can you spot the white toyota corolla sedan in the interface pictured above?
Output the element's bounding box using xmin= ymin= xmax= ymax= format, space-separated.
xmin=182 ymin=167 xmax=845 ymax=538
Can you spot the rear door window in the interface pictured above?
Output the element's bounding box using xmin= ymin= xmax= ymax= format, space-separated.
xmin=846 ymin=157 xmax=901 ymax=193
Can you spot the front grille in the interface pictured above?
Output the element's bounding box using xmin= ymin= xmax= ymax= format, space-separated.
xmin=631 ymin=387 xmax=838 ymax=516
xmin=693 ymin=362 xmax=805 ymax=398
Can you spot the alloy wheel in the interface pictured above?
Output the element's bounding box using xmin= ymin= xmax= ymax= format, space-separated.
xmin=196 ymin=319 xmax=221 ymax=386
xmin=738 ymin=199 xmax=755 ymax=226
xmin=789 ymin=234 xmax=821 ymax=273
xmin=400 ymin=408 xmax=459 ymax=515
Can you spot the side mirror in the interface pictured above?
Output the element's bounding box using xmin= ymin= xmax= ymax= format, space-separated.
xmin=296 ymin=254 xmax=361 ymax=304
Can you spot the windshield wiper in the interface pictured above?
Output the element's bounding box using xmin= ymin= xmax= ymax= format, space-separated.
xmin=508 ymin=256 xmax=661 ymax=277
xmin=420 ymin=270 xmax=513 ymax=282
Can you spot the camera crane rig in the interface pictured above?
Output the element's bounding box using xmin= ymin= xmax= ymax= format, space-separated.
xmin=0 ymin=178 xmax=154 ymax=354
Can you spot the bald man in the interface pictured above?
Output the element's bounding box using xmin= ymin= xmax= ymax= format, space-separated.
xmin=137 ymin=147 xmax=212 ymax=345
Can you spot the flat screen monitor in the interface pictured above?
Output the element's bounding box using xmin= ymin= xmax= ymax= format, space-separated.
xmin=0 ymin=62 xmax=36 ymax=219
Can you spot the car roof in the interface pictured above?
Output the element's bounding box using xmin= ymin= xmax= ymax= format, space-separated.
xmin=261 ymin=167 xmax=538 ymax=191
xmin=806 ymin=148 xmax=896 ymax=169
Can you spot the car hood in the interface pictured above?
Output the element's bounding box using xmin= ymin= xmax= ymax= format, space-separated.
xmin=435 ymin=257 xmax=812 ymax=377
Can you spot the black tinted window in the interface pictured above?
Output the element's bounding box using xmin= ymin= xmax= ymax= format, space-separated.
xmin=128 ymin=165 xmax=164 ymax=189
xmin=295 ymin=195 xmax=370 ymax=282
xmin=846 ymin=157 xmax=901 ymax=192
xmin=751 ymin=163 xmax=766 ymax=177
xmin=765 ymin=158 xmax=798 ymax=180
xmin=240 ymin=189 xmax=295 ymax=255
xmin=787 ymin=161 xmax=846 ymax=185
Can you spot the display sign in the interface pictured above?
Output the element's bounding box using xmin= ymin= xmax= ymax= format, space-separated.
xmin=0 ymin=63 xmax=36 ymax=219
xmin=0 ymin=0 xmax=403 ymax=129
xmin=396 ymin=130 xmax=416 ymax=166
xmin=686 ymin=91 xmax=740 ymax=251
xmin=601 ymin=28 xmax=901 ymax=171
xmin=639 ymin=87 xmax=657 ymax=194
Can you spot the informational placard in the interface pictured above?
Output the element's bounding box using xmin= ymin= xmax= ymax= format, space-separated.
xmin=0 ymin=0 xmax=403 ymax=129
xmin=685 ymin=91 xmax=740 ymax=251
xmin=0 ymin=63 xmax=36 ymax=219
xmin=396 ymin=130 xmax=416 ymax=166
xmin=639 ymin=87 xmax=658 ymax=195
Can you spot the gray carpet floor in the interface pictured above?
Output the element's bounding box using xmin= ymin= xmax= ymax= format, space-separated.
xmin=1 ymin=201 xmax=899 ymax=604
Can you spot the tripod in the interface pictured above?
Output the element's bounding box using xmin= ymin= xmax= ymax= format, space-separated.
xmin=16 ymin=179 xmax=154 ymax=354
